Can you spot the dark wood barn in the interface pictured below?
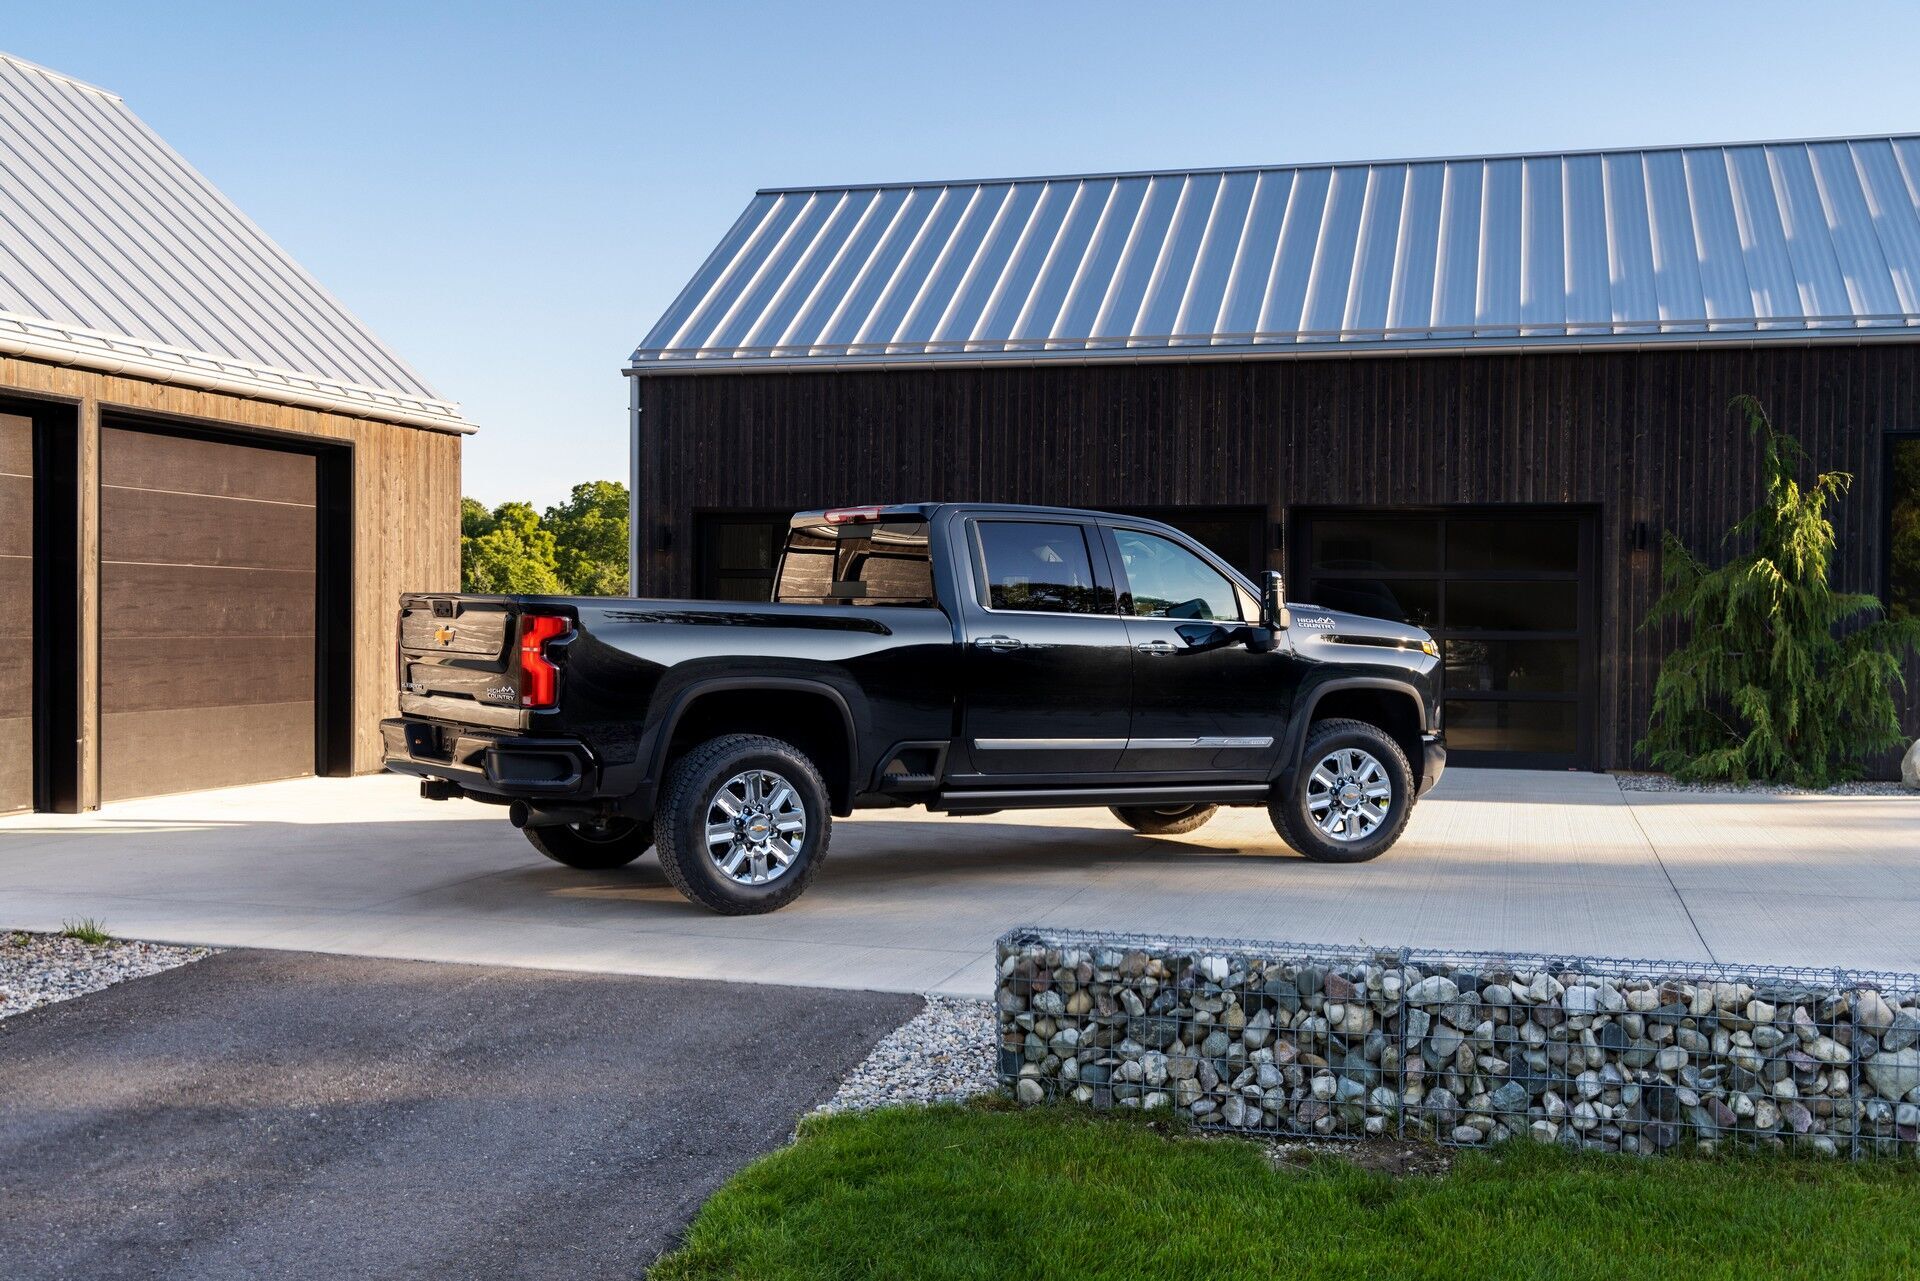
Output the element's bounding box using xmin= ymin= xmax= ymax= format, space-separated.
xmin=626 ymin=139 xmax=1920 ymax=773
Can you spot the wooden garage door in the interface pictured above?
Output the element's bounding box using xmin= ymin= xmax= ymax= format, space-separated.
xmin=101 ymin=428 xmax=316 ymax=802
xmin=0 ymin=413 xmax=29 ymax=814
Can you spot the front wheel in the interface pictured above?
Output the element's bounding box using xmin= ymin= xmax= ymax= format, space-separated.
xmin=654 ymin=733 xmax=831 ymax=914
xmin=523 ymin=817 xmax=653 ymax=869
xmin=1110 ymin=803 xmax=1219 ymax=835
xmin=1270 ymin=719 xmax=1413 ymax=863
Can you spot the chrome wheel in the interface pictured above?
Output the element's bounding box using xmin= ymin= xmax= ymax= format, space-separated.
xmin=705 ymin=768 xmax=806 ymax=885
xmin=1306 ymin=747 xmax=1391 ymax=842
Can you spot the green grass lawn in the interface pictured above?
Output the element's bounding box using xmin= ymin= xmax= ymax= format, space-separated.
xmin=652 ymin=1103 xmax=1920 ymax=1281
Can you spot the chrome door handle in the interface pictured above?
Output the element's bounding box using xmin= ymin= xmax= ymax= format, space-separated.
xmin=972 ymin=635 xmax=1024 ymax=652
xmin=1135 ymin=639 xmax=1179 ymax=655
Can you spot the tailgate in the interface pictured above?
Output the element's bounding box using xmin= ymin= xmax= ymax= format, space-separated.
xmin=397 ymin=594 xmax=528 ymax=729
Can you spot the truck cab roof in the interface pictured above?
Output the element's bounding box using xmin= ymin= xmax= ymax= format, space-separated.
xmin=787 ymin=502 xmax=1191 ymax=527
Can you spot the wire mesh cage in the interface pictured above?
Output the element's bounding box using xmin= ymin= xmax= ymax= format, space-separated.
xmin=1397 ymin=950 xmax=1855 ymax=1155
xmin=995 ymin=928 xmax=1920 ymax=1158
xmin=1842 ymin=968 xmax=1920 ymax=1160
xmin=996 ymin=927 xmax=1404 ymax=1138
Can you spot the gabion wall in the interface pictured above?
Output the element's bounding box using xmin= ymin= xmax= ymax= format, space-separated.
xmin=996 ymin=928 xmax=1920 ymax=1157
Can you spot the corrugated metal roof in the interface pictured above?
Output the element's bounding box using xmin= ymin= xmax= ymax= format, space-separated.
xmin=0 ymin=52 xmax=468 ymax=431
xmin=631 ymin=134 xmax=1920 ymax=372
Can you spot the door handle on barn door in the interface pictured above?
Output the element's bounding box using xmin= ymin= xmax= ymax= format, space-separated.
xmin=971 ymin=635 xmax=1024 ymax=652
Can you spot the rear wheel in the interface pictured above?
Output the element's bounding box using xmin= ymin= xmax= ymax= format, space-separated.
xmin=522 ymin=817 xmax=653 ymax=870
xmin=1270 ymin=719 xmax=1413 ymax=863
xmin=654 ymin=733 xmax=830 ymax=914
xmin=1110 ymin=803 xmax=1219 ymax=835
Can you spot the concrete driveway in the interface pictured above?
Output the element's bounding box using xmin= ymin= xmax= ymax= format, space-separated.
xmin=1 ymin=770 xmax=1914 ymax=992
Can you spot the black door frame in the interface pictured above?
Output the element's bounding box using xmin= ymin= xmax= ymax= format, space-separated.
xmin=98 ymin=408 xmax=355 ymax=781
xmin=6 ymin=392 xmax=82 ymax=813
xmin=1882 ymin=430 xmax=1920 ymax=617
xmin=1288 ymin=503 xmax=1602 ymax=771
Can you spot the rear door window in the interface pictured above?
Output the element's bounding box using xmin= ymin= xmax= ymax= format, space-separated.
xmin=972 ymin=520 xmax=1113 ymax=614
xmin=774 ymin=519 xmax=935 ymax=605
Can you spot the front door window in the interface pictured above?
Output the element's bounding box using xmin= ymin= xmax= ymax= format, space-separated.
xmin=1108 ymin=525 xmax=1286 ymax=775
xmin=1111 ymin=528 xmax=1244 ymax=621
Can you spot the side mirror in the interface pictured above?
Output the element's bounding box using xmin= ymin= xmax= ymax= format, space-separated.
xmin=1173 ymin=622 xmax=1240 ymax=653
xmin=1262 ymin=571 xmax=1291 ymax=630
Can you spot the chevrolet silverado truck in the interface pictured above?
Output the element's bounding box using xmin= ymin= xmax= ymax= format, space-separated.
xmin=385 ymin=504 xmax=1445 ymax=914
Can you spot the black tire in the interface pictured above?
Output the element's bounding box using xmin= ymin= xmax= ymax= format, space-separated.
xmin=654 ymin=733 xmax=831 ymax=914
xmin=1270 ymin=718 xmax=1413 ymax=863
xmin=1109 ymin=803 xmax=1220 ymax=835
xmin=522 ymin=817 xmax=653 ymax=870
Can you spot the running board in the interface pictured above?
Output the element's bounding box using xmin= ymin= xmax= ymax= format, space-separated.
xmin=930 ymin=783 xmax=1271 ymax=814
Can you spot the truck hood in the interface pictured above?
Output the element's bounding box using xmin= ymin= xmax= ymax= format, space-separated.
xmin=1284 ymin=604 xmax=1433 ymax=649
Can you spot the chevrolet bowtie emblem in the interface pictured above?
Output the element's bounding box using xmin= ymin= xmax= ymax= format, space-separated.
xmin=434 ymin=625 xmax=456 ymax=645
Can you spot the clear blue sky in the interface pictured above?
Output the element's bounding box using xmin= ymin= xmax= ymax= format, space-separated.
xmin=10 ymin=2 xmax=1919 ymax=508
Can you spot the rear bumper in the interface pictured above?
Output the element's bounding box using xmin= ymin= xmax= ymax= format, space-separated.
xmin=1417 ymin=733 xmax=1446 ymax=797
xmin=381 ymin=717 xmax=598 ymax=798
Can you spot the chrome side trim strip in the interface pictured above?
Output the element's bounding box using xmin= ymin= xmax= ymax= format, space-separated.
xmin=973 ymin=738 xmax=1129 ymax=751
xmin=974 ymin=736 xmax=1273 ymax=751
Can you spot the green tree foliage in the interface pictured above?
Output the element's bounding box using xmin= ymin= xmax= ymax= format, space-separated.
xmin=460 ymin=496 xmax=493 ymax=540
xmin=458 ymin=482 xmax=630 ymax=595
xmin=1638 ymin=396 xmax=1920 ymax=785
xmin=544 ymin=480 xmax=630 ymax=596
xmin=460 ymin=499 xmax=563 ymax=594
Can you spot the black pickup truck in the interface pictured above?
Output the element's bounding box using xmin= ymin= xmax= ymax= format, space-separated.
xmin=385 ymin=504 xmax=1444 ymax=914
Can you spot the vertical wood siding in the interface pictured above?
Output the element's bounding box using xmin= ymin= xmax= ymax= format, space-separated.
xmin=635 ymin=344 xmax=1920 ymax=772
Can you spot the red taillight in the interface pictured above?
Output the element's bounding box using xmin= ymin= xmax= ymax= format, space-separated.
xmin=823 ymin=505 xmax=887 ymax=524
xmin=517 ymin=614 xmax=568 ymax=708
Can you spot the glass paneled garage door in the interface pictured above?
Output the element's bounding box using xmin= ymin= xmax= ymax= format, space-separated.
xmin=1293 ymin=509 xmax=1597 ymax=769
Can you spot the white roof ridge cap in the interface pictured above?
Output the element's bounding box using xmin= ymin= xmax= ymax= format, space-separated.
xmin=0 ymin=308 xmax=468 ymax=420
xmin=754 ymin=132 xmax=1920 ymax=197
xmin=0 ymin=50 xmax=122 ymax=100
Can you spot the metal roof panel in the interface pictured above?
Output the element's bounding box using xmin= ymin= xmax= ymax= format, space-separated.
xmin=1131 ymin=171 xmax=1220 ymax=345
xmin=1211 ymin=168 xmax=1290 ymax=341
xmin=1856 ymin=139 xmax=1920 ymax=314
xmin=1809 ymin=141 xmax=1898 ymax=319
xmin=1521 ymin=155 xmax=1566 ymax=332
xmin=1256 ymin=167 xmax=1329 ymax=339
xmin=1299 ymin=166 xmax=1367 ymax=337
xmin=1342 ymin=164 xmax=1404 ymax=337
xmin=1385 ymin=162 xmax=1443 ymax=333
xmin=1561 ymin=152 xmax=1611 ymax=333
xmin=1599 ymin=152 xmax=1657 ymax=333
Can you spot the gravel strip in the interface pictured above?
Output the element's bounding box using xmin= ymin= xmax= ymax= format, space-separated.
xmin=1615 ymin=773 xmax=1914 ymax=796
xmin=815 ymin=995 xmax=997 ymax=1114
xmin=0 ymin=932 xmax=214 ymax=1023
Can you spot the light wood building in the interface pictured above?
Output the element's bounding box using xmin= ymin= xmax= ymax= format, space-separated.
xmin=0 ymin=53 xmax=469 ymax=813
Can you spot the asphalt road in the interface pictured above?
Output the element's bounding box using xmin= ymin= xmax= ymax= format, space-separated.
xmin=0 ymin=950 xmax=920 ymax=1279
